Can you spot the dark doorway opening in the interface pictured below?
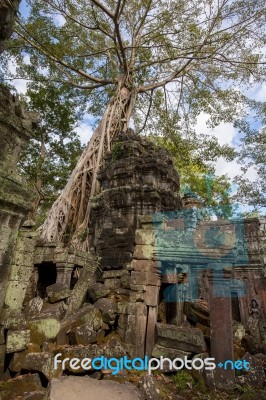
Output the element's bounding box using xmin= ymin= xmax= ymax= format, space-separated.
xmin=36 ymin=262 xmax=57 ymax=298
xmin=231 ymin=291 xmax=241 ymax=322
xmin=158 ymin=283 xmax=179 ymax=324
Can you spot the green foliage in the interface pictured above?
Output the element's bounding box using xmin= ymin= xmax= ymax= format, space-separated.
xmin=171 ymin=370 xmax=193 ymax=391
xmin=18 ymin=83 xmax=84 ymax=225
xmin=233 ymin=122 xmax=266 ymax=210
xmin=1 ymin=0 xmax=265 ymax=214
xmin=148 ymin=128 xmax=234 ymax=217
xmin=111 ymin=141 xmax=123 ymax=161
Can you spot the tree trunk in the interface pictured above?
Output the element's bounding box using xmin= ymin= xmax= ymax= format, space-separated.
xmin=40 ymin=80 xmax=137 ymax=249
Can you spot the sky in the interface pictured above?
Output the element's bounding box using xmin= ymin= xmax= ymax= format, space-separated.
xmin=9 ymin=1 xmax=265 ymax=214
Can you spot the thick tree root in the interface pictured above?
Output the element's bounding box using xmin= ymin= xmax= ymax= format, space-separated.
xmin=40 ymin=84 xmax=136 ymax=249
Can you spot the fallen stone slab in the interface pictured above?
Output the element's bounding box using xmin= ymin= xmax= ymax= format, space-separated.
xmin=73 ymin=324 xmax=104 ymax=345
xmin=152 ymin=344 xmax=191 ymax=360
xmin=2 ymin=309 xmax=27 ymax=330
xmin=61 ymin=304 xmax=102 ymax=331
xmin=156 ymin=323 xmax=206 ymax=353
xmin=88 ymin=283 xmax=111 ymax=302
xmin=6 ymin=329 xmax=30 ymax=353
xmin=10 ymin=350 xmax=62 ymax=380
xmin=28 ymin=318 xmax=61 ymax=344
xmin=41 ymin=301 xmax=65 ymax=320
xmin=94 ymin=298 xmax=117 ymax=325
xmin=46 ymin=283 xmax=72 ymax=303
xmin=47 ymin=375 xmax=145 ymax=400
xmin=0 ymin=373 xmax=43 ymax=400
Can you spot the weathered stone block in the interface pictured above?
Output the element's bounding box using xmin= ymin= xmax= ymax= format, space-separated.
xmin=102 ymin=270 xmax=123 ymax=279
xmin=73 ymin=324 xmax=104 ymax=346
xmin=125 ymin=315 xmax=147 ymax=357
xmin=117 ymin=302 xmax=127 ymax=314
xmin=131 ymin=259 xmax=158 ymax=272
xmin=145 ymin=286 xmax=159 ymax=306
xmin=0 ymin=374 xmax=43 ymax=400
xmin=61 ymin=304 xmax=103 ymax=332
xmin=42 ymin=247 xmax=55 ymax=262
xmin=47 ymin=375 xmax=144 ymax=399
xmin=130 ymin=302 xmax=147 ymax=316
xmin=94 ymin=298 xmax=117 ymax=325
xmin=9 ymin=264 xmax=33 ymax=281
xmin=2 ymin=310 xmax=27 ymax=329
xmin=121 ymin=270 xmax=131 ymax=289
xmin=15 ymin=236 xmax=35 ymax=252
xmin=34 ymin=247 xmax=44 ymax=264
xmin=13 ymin=250 xmax=34 ymax=266
xmin=6 ymin=329 xmax=30 ymax=353
xmin=130 ymin=291 xmax=145 ymax=302
xmin=12 ymin=351 xmax=62 ymax=380
xmin=104 ymin=278 xmax=121 ymax=289
xmin=4 ymin=280 xmax=28 ymax=309
xmin=135 ymin=229 xmax=155 ymax=245
xmin=41 ymin=301 xmax=65 ymax=319
xmin=152 ymin=344 xmax=191 ymax=360
xmin=131 ymin=271 xmax=160 ymax=286
xmin=130 ymin=284 xmax=147 ymax=292
xmin=139 ymin=215 xmax=153 ymax=227
xmin=28 ymin=318 xmax=61 ymax=344
xmin=156 ymin=323 xmax=206 ymax=353
xmin=88 ymin=282 xmax=111 ymax=302
xmin=133 ymin=245 xmax=154 ymax=260
xmin=53 ymin=250 xmax=68 ymax=264
xmin=46 ymin=283 xmax=71 ymax=303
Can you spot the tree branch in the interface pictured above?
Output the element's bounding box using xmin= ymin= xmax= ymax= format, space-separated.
xmin=15 ymin=23 xmax=117 ymax=85
xmin=90 ymin=0 xmax=114 ymax=19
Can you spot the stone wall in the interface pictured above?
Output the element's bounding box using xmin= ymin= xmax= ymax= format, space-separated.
xmin=0 ymin=84 xmax=37 ymax=317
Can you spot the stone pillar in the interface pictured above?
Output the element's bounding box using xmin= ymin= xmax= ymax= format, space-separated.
xmin=3 ymin=220 xmax=36 ymax=312
xmin=209 ymin=269 xmax=235 ymax=387
xmin=56 ymin=263 xmax=74 ymax=287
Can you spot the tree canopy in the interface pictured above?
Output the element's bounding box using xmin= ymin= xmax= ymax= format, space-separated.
xmin=1 ymin=0 xmax=265 ymax=246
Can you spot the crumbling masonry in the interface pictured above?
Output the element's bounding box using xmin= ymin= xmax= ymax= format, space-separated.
xmin=0 ymin=99 xmax=266 ymax=397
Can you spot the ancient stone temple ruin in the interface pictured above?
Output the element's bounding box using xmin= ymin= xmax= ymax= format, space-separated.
xmin=0 ymin=105 xmax=266 ymax=397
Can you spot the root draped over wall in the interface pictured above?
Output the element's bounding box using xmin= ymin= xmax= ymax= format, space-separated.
xmin=40 ymin=83 xmax=137 ymax=250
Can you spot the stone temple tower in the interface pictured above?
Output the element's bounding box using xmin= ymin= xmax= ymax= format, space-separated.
xmin=89 ymin=129 xmax=181 ymax=271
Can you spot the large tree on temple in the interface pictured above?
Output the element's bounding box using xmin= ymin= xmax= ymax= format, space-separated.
xmin=4 ymin=0 xmax=265 ymax=248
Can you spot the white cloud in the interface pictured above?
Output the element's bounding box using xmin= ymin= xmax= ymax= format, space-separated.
xmin=195 ymin=112 xmax=258 ymax=186
xmin=7 ymin=56 xmax=29 ymax=94
xmin=214 ymin=157 xmax=257 ymax=181
xmin=247 ymin=82 xmax=266 ymax=102
xmin=195 ymin=112 xmax=237 ymax=146
xmin=53 ymin=14 xmax=66 ymax=27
